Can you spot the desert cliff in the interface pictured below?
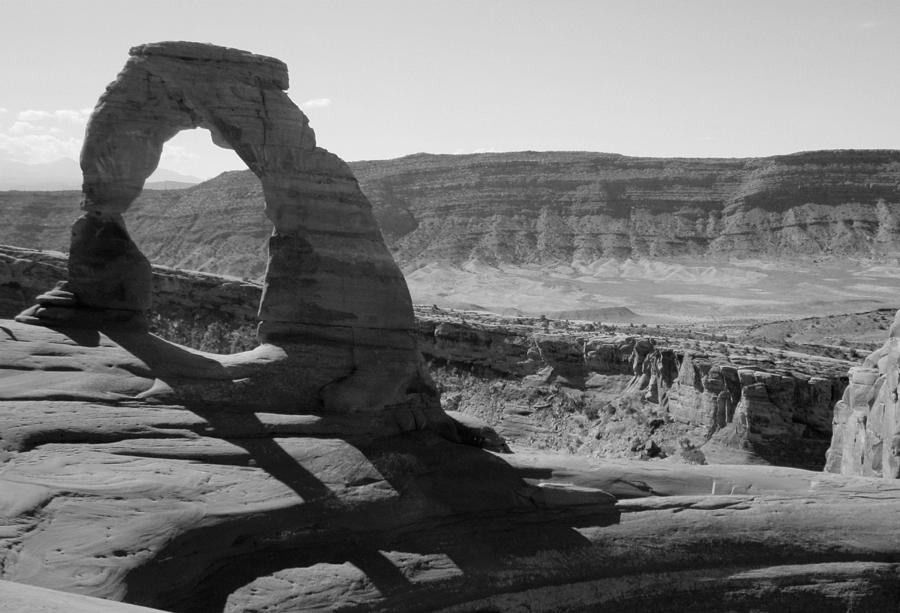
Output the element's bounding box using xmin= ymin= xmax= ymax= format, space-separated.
xmin=1 ymin=150 xmax=899 ymax=281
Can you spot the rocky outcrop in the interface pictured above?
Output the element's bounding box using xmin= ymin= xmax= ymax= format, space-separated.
xmin=825 ymin=309 xmax=900 ymax=478
xmin=417 ymin=310 xmax=849 ymax=469
xmin=1 ymin=245 xmax=261 ymax=352
xmin=2 ymin=355 xmax=900 ymax=613
xmin=12 ymin=42 xmax=443 ymax=425
xmin=2 ymin=150 xmax=900 ymax=280
xmin=668 ymin=354 xmax=843 ymax=468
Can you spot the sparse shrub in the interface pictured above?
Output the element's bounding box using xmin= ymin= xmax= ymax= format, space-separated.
xmin=148 ymin=312 xmax=257 ymax=353
xmin=373 ymin=451 xmax=426 ymax=479
xmin=678 ymin=438 xmax=707 ymax=465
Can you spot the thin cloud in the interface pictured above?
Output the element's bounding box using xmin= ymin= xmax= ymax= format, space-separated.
xmin=0 ymin=108 xmax=92 ymax=163
xmin=300 ymin=98 xmax=332 ymax=110
xmin=17 ymin=110 xmax=54 ymax=122
xmin=9 ymin=121 xmax=63 ymax=136
xmin=54 ymin=109 xmax=92 ymax=123
xmin=0 ymin=107 xmax=7 ymax=114
xmin=0 ymin=132 xmax=81 ymax=163
xmin=453 ymin=146 xmax=498 ymax=154
xmin=159 ymin=144 xmax=200 ymax=166
xmin=17 ymin=108 xmax=91 ymax=125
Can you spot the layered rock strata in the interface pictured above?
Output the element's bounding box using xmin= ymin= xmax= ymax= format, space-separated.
xmin=418 ymin=313 xmax=849 ymax=469
xmin=356 ymin=150 xmax=900 ymax=267
xmin=12 ymin=42 xmax=443 ymax=424
xmin=3 ymin=150 xmax=900 ymax=280
xmin=825 ymin=309 xmax=900 ymax=478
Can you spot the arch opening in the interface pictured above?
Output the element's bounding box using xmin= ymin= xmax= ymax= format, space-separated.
xmin=148 ymin=128 xmax=246 ymax=186
xmin=137 ymin=126 xmax=271 ymax=280
xmin=138 ymin=127 xmax=269 ymax=354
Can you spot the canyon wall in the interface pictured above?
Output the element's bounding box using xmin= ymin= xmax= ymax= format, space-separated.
xmin=2 ymin=150 xmax=898 ymax=279
xmin=419 ymin=313 xmax=848 ymax=470
xmin=1 ymin=245 xmax=849 ymax=469
xmin=826 ymin=310 xmax=900 ymax=479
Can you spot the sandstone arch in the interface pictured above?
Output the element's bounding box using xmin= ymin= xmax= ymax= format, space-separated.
xmin=16 ymin=42 xmax=445 ymax=429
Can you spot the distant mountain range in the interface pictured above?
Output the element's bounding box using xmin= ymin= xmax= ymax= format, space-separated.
xmin=2 ymin=149 xmax=900 ymax=318
xmin=0 ymin=158 xmax=202 ymax=190
xmin=3 ymin=150 xmax=900 ymax=276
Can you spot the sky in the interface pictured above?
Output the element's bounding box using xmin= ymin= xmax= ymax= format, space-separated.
xmin=1 ymin=0 xmax=899 ymax=179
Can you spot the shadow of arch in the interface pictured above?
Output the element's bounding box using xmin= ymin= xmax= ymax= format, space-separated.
xmin=119 ymin=433 xmax=615 ymax=613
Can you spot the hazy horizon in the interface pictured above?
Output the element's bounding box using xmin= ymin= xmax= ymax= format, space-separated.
xmin=9 ymin=144 xmax=900 ymax=190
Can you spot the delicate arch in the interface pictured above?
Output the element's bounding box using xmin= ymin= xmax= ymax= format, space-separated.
xmin=70 ymin=41 xmax=412 ymax=341
xmin=17 ymin=42 xmax=442 ymax=422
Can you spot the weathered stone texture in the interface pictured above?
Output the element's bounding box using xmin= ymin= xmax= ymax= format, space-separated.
xmin=13 ymin=42 xmax=439 ymax=421
xmin=416 ymin=312 xmax=846 ymax=468
xmin=825 ymin=312 xmax=900 ymax=478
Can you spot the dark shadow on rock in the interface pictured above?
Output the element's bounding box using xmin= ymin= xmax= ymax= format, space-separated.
xmin=23 ymin=327 xmax=618 ymax=611
xmin=48 ymin=325 xmax=101 ymax=347
xmin=122 ymin=432 xmax=620 ymax=613
xmin=216 ymin=420 xmax=336 ymax=504
xmin=101 ymin=328 xmax=236 ymax=382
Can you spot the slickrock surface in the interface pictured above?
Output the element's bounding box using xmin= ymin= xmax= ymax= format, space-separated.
xmin=13 ymin=42 xmax=442 ymax=423
xmin=0 ymin=580 xmax=168 ymax=613
xmin=0 ymin=255 xmax=898 ymax=610
xmin=826 ymin=310 xmax=900 ymax=478
xmin=5 ymin=247 xmax=899 ymax=609
xmin=1 ymin=325 xmax=899 ymax=612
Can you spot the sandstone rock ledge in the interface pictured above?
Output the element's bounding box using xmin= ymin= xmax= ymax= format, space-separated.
xmin=2 ymin=320 xmax=900 ymax=612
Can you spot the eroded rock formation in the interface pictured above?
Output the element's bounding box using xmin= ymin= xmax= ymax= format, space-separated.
xmin=12 ymin=42 xmax=444 ymax=426
xmin=825 ymin=309 xmax=900 ymax=478
xmin=417 ymin=313 xmax=846 ymax=469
